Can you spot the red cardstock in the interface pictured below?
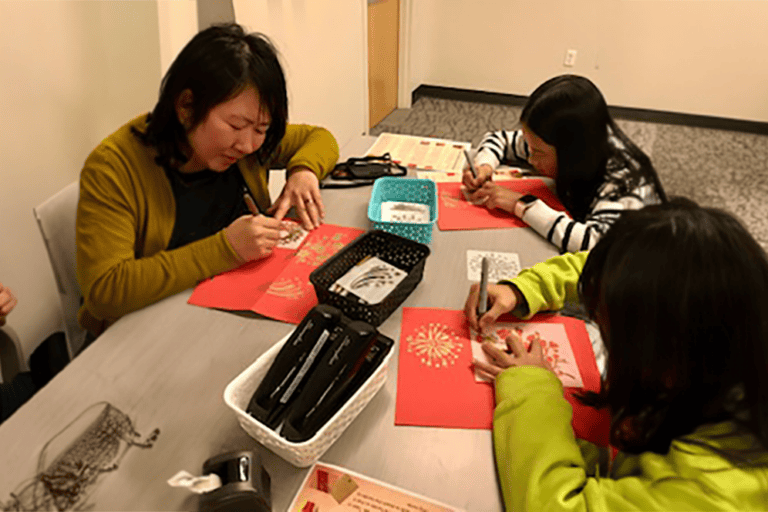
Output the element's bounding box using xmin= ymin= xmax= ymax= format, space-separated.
xmin=395 ymin=307 xmax=610 ymax=447
xmin=188 ymin=224 xmax=364 ymax=324
xmin=437 ymin=179 xmax=568 ymax=231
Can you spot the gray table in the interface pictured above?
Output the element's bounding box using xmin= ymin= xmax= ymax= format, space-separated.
xmin=0 ymin=136 xmax=559 ymax=511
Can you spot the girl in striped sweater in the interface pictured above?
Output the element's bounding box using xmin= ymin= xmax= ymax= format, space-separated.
xmin=464 ymin=74 xmax=667 ymax=253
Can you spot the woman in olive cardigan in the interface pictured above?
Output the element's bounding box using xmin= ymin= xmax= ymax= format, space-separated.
xmin=77 ymin=24 xmax=338 ymax=336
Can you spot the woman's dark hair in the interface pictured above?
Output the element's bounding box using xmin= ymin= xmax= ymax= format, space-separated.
xmin=521 ymin=75 xmax=666 ymax=221
xmin=579 ymin=198 xmax=768 ymax=460
xmin=137 ymin=23 xmax=288 ymax=169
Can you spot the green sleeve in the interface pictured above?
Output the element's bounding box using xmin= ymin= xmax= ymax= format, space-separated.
xmin=500 ymin=251 xmax=588 ymax=320
xmin=493 ymin=367 xmax=730 ymax=511
xmin=77 ymin=149 xmax=241 ymax=323
xmin=270 ymin=124 xmax=339 ymax=180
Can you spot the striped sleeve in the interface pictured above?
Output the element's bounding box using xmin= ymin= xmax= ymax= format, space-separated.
xmin=521 ymin=178 xmax=653 ymax=254
xmin=474 ymin=129 xmax=528 ymax=169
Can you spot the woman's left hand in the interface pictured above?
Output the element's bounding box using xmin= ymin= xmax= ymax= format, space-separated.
xmin=472 ymin=331 xmax=553 ymax=380
xmin=268 ymin=167 xmax=325 ymax=230
xmin=468 ymin=181 xmax=523 ymax=213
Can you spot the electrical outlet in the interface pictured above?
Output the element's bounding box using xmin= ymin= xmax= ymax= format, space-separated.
xmin=564 ymin=49 xmax=577 ymax=67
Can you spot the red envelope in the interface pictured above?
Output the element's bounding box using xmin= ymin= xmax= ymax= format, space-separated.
xmin=188 ymin=224 xmax=364 ymax=324
xmin=437 ymin=179 xmax=568 ymax=231
xmin=395 ymin=307 xmax=610 ymax=447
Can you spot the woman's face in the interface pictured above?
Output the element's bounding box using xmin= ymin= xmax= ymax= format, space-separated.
xmin=178 ymin=86 xmax=272 ymax=173
xmin=522 ymin=124 xmax=558 ymax=179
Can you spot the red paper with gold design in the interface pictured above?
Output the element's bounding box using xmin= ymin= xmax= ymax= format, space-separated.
xmin=188 ymin=224 xmax=364 ymax=324
xmin=437 ymin=179 xmax=568 ymax=231
xmin=395 ymin=307 xmax=610 ymax=447
xmin=188 ymin=249 xmax=293 ymax=311
xmin=250 ymin=225 xmax=363 ymax=323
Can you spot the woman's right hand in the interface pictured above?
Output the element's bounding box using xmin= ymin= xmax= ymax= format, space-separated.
xmin=464 ymin=282 xmax=522 ymax=334
xmin=462 ymin=163 xmax=494 ymax=191
xmin=224 ymin=214 xmax=281 ymax=262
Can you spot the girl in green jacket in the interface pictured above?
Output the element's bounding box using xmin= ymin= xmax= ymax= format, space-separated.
xmin=465 ymin=198 xmax=768 ymax=510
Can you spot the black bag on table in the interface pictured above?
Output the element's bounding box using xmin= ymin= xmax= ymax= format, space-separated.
xmin=321 ymin=152 xmax=406 ymax=188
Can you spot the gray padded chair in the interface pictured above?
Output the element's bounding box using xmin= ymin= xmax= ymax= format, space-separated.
xmin=34 ymin=181 xmax=87 ymax=359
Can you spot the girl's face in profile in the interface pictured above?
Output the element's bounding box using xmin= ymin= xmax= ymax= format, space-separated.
xmin=178 ymin=86 xmax=272 ymax=173
xmin=522 ymin=124 xmax=558 ymax=179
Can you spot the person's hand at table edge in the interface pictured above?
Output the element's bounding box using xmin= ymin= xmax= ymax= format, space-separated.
xmin=267 ymin=166 xmax=325 ymax=230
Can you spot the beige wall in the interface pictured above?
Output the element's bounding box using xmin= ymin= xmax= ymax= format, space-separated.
xmin=233 ymin=0 xmax=369 ymax=149
xmin=158 ymin=0 xmax=198 ymax=76
xmin=0 ymin=1 xmax=163 ymax=358
xmin=197 ymin=0 xmax=234 ymax=30
xmin=407 ymin=0 xmax=768 ymax=122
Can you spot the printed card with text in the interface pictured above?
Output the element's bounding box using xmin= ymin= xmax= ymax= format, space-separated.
xmin=466 ymin=250 xmax=521 ymax=282
xmin=288 ymin=463 xmax=458 ymax=512
xmin=416 ymin=170 xmax=463 ymax=183
xmin=471 ymin=323 xmax=584 ymax=387
xmin=417 ymin=168 xmax=528 ymax=183
xmin=366 ymin=133 xmax=470 ymax=172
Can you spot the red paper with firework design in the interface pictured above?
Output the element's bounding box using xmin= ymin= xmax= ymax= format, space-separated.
xmin=188 ymin=223 xmax=364 ymax=324
xmin=436 ymin=179 xmax=567 ymax=231
xmin=188 ymin=249 xmax=294 ymax=311
xmin=395 ymin=307 xmax=610 ymax=446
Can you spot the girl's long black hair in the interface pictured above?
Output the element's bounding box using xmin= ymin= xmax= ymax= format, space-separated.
xmin=579 ymin=198 xmax=768 ymax=461
xmin=521 ymin=75 xmax=667 ymax=221
xmin=135 ymin=23 xmax=288 ymax=169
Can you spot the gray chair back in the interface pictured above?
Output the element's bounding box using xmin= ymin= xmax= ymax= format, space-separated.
xmin=34 ymin=181 xmax=86 ymax=359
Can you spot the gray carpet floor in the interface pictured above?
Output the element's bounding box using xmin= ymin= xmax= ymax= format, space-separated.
xmin=372 ymin=96 xmax=768 ymax=250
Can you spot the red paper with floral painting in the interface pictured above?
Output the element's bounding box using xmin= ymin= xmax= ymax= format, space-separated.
xmin=395 ymin=307 xmax=610 ymax=446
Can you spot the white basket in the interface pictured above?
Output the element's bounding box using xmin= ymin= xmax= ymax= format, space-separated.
xmin=223 ymin=331 xmax=393 ymax=467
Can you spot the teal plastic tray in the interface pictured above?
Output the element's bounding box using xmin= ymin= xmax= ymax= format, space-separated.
xmin=367 ymin=177 xmax=438 ymax=244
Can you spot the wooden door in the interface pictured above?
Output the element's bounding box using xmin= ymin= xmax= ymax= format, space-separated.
xmin=368 ymin=0 xmax=399 ymax=129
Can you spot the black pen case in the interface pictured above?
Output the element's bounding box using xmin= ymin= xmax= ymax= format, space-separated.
xmin=246 ymin=304 xmax=341 ymax=429
xmin=279 ymin=319 xmax=379 ymax=442
xmin=282 ymin=331 xmax=393 ymax=442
